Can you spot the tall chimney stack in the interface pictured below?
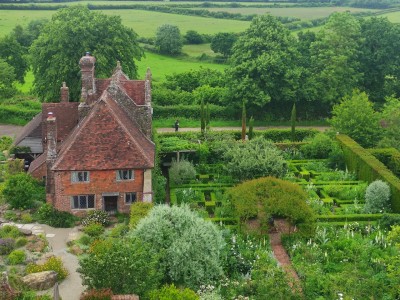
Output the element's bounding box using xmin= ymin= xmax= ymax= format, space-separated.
xmin=46 ymin=112 xmax=57 ymax=202
xmin=60 ymin=82 xmax=69 ymax=103
xmin=79 ymin=52 xmax=96 ymax=103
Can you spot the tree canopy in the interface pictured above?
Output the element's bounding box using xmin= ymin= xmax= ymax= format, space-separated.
xmin=155 ymin=24 xmax=183 ymax=55
xmin=30 ymin=6 xmax=143 ymax=102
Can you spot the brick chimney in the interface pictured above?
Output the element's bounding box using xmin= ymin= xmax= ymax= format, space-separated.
xmin=79 ymin=52 xmax=96 ymax=103
xmin=60 ymin=82 xmax=69 ymax=103
xmin=46 ymin=112 xmax=57 ymax=202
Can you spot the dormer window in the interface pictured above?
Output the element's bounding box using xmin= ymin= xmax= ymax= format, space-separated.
xmin=71 ymin=171 xmax=90 ymax=182
xmin=116 ymin=170 xmax=134 ymax=181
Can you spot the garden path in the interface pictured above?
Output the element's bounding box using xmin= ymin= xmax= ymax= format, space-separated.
xmin=2 ymin=222 xmax=84 ymax=300
xmin=157 ymin=126 xmax=329 ymax=133
xmin=269 ymin=231 xmax=303 ymax=295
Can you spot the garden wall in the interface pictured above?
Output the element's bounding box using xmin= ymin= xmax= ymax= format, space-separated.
xmin=336 ymin=134 xmax=400 ymax=212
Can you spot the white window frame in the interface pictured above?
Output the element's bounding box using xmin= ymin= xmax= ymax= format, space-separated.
xmin=116 ymin=170 xmax=134 ymax=181
xmin=125 ymin=192 xmax=137 ymax=204
xmin=71 ymin=195 xmax=95 ymax=209
xmin=71 ymin=171 xmax=90 ymax=183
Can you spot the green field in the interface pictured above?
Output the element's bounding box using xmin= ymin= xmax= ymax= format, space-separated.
xmin=0 ymin=8 xmax=250 ymax=38
xmin=204 ymin=6 xmax=380 ymax=19
xmin=378 ymin=10 xmax=400 ymax=22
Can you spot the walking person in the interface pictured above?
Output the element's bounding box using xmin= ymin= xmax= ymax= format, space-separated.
xmin=174 ymin=119 xmax=179 ymax=132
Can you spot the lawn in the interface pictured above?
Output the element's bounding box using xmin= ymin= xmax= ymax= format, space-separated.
xmin=137 ymin=51 xmax=227 ymax=83
xmin=378 ymin=10 xmax=400 ymax=22
xmin=0 ymin=8 xmax=250 ymax=38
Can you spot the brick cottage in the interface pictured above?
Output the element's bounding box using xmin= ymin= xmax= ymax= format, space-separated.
xmin=17 ymin=53 xmax=155 ymax=215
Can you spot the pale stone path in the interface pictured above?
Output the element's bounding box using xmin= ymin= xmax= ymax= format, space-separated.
xmin=2 ymin=222 xmax=84 ymax=300
xmin=269 ymin=232 xmax=303 ymax=295
xmin=157 ymin=126 xmax=329 ymax=133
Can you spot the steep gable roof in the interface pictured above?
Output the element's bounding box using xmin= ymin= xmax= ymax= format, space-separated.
xmin=52 ymin=90 xmax=154 ymax=171
xmin=14 ymin=112 xmax=42 ymax=146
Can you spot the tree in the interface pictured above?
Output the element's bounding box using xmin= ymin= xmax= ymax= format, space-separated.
xmin=2 ymin=173 xmax=45 ymax=209
xmin=359 ymin=17 xmax=400 ymax=102
xmin=329 ymin=89 xmax=381 ymax=148
xmin=223 ymin=137 xmax=287 ymax=181
xmin=378 ymin=96 xmax=400 ymax=150
xmin=132 ymin=205 xmax=225 ymax=290
xmin=210 ymin=32 xmax=237 ymax=57
xmin=241 ymin=101 xmax=246 ymax=141
xmin=184 ymin=30 xmax=203 ymax=44
xmin=155 ymin=24 xmax=183 ymax=55
xmin=12 ymin=19 xmax=48 ymax=48
xmin=227 ymin=15 xmax=301 ymax=112
xmin=291 ymin=103 xmax=296 ymax=142
xmin=248 ymin=116 xmax=254 ymax=140
xmin=0 ymin=59 xmax=17 ymax=99
xmin=0 ymin=35 xmax=28 ymax=83
xmin=30 ymin=6 xmax=143 ymax=102
xmin=309 ymin=12 xmax=362 ymax=106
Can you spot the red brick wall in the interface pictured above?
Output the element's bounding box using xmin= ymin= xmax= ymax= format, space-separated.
xmin=31 ymin=163 xmax=46 ymax=181
xmin=51 ymin=169 xmax=144 ymax=215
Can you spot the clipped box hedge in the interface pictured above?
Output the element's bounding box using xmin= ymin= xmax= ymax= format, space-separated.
xmin=368 ymin=148 xmax=400 ymax=177
xmin=336 ymin=134 xmax=400 ymax=212
xmin=317 ymin=214 xmax=382 ymax=222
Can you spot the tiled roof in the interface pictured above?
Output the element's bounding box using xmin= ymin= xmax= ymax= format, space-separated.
xmin=42 ymin=102 xmax=79 ymax=142
xmin=52 ymin=89 xmax=154 ymax=171
xmin=14 ymin=112 xmax=42 ymax=146
xmin=28 ymin=151 xmax=46 ymax=173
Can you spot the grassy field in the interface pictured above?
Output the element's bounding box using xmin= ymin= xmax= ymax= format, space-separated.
xmin=0 ymin=8 xmax=250 ymax=38
xmin=377 ymin=10 xmax=400 ymax=22
xmin=204 ymin=6 xmax=380 ymax=19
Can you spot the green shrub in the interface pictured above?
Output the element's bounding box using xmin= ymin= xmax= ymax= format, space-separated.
xmin=80 ymin=288 xmax=113 ymax=300
xmin=21 ymin=213 xmax=33 ymax=223
xmin=2 ymin=173 xmax=45 ymax=209
xmin=169 ymin=158 xmax=197 ymax=186
xmin=223 ymin=137 xmax=287 ymax=181
xmin=15 ymin=237 xmax=27 ymax=248
xmin=227 ymin=177 xmax=315 ymax=235
xmin=0 ymin=238 xmax=15 ymax=255
xmin=368 ymin=148 xmax=400 ymax=177
xmin=78 ymin=234 xmax=92 ymax=247
xmin=26 ymin=256 xmax=68 ymax=281
xmin=379 ymin=214 xmax=400 ymax=229
xmin=7 ymin=249 xmax=25 ymax=265
xmin=81 ymin=210 xmax=110 ymax=227
xmin=364 ymin=180 xmax=391 ymax=213
xmin=316 ymin=214 xmax=382 ymax=222
xmin=3 ymin=210 xmax=17 ymax=221
xmin=108 ymin=224 xmax=129 ymax=238
xmin=83 ymin=223 xmax=104 ymax=238
xmin=149 ymin=284 xmax=199 ymax=300
xmin=301 ymin=133 xmax=337 ymax=159
xmin=35 ymin=203 xmax=77 ymax=228
xmin=336 ymin=134 xmax=400 ymax=212
xmin=0 ymin=225 xmax=21 ymax=239
xmin=129 ymin=202 xmax=153 ymax=229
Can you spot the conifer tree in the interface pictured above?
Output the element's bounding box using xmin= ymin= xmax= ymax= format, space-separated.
xmin=291 ymin=103 xmax=296 ymax=142
xmin=248 ymin=116 xmax=254 ymax=140
xmin=241 ymin=102 xmax=246 ymax=141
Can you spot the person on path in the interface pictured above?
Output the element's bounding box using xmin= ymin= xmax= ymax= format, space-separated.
xmin=175 ymin=119 xmax=179 ymax=132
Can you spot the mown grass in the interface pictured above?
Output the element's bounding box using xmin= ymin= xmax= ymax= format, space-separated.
xmin=0 ymin=8 xmax=250 ymax=38
xmin=137 ymin=51 xmax=227 ymax=83
xmin=378 ymin=10 xmax=400 ymax=22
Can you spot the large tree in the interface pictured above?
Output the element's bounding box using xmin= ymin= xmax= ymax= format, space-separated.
xmin=227 ymin=15 xmax=301 ymax=112
xmin=30 ymin=6 xmax=143 ymax=102
xmin=359 ymin=17 xmax=400 ymax=102
xmin=155 ymin=24 xmax=183 ymax=55
xmin=309 ymin=12 xmax=362 ymax=106
xmin=0 ymin=35 xmax=28 ymax=83
xmin=0 ymin=59 xmax=17 ymax=99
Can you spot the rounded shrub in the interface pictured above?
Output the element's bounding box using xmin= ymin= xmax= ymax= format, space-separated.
xmin=15 ymin=237 xmax=28 ymax=248
xmin=364 ymin=180 xmax=391 ymax=213
xmin=301 ymin=133 xmax=336 ymax=159
xmin=26 ymin=256 xmax=68 ymax=281
xmin=82 ymin=210 xmax=110 ymax=227
xmin=149 ymin=284 xmax=199 ymax=300
xmin=0 ymin=225 xmax=21 ymax=239
xmin=0 ymin=238 xmax=16 ymax=255
xmin=169 ymin=158 xmax=197 ymax=186
xmin=83 ymin=223 xmax=104 ymax=238
xmin=7 ymin=249 xmax=26 ymax=265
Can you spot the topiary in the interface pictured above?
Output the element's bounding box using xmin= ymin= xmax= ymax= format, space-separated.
xmin=227 ymin=177 xmax=315 ymax=236
xmin=364 ymin=180 xmax=391 ymax=213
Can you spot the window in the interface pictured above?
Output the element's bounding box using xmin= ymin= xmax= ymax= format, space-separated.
xmin=71 ymin=195 xmax=95 ymax=209
xmin=71 ymin=171 xmax=90 ymax=182
xmin=125 ymin=192 xmax=137 ymax=204
xmin=116 ymin=170 xmax=134 ymax=181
